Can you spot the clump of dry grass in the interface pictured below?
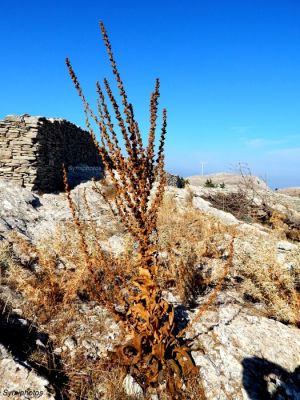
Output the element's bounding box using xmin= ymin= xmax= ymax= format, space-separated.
xmin=0 ymin=240 xmax=16 ymax=275
xmin=202 ymin=190 xmax=263 ymax=223
xmin=232 ymin=234 xmax=300 ymax=325
xmin=156 ymin=191 xmax=300 ymax=327
xmin=1 ymin=227 xmax=128 ymax=397
xmin=156 ymin=193 xmax=234 ymax=305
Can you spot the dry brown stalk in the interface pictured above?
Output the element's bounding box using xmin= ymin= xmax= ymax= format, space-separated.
xmin=62 ymin=166 xmax=92 ymax=270
xmin=66 ymin=22 xmax=167 ymax=261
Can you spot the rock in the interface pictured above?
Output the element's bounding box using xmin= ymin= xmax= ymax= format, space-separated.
xmin=0 ymin=180 xmax=114 ymax=243
xmin=277 ymin=241 xmax=297 ymax=251
xmin=64 ymin=337 xmax=76 ymax=351
xmin=123 ymin=374 xmax=143 ymax=397
xmin=190 ymin=303 xmax=300 ymax=400
xmin=0 ymin=181 xmax=40 ymax=240
xmin=4 ymin=115 xmax=24 ymax=122
xmin=101 ymin=234 xmax=125 ymax=255
xmin=0 ymin=344 xmax=55 ymax=399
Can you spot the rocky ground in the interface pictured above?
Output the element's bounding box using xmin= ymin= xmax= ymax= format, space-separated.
xmin=0 ymin=175 xmax=299 ymax=399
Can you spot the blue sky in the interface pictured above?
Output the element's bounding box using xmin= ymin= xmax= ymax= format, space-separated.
xmin=1 ymin=0 xmax=300 ymax=188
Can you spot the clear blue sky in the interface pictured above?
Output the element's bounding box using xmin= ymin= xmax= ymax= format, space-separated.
xmin=1 ymin=0 xmax=300 ymax=188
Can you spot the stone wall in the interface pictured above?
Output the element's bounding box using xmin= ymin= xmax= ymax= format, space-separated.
xmin=0 ymin=115 xmax=104 ymax=192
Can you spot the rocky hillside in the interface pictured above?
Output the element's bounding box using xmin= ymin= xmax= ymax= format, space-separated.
xmin=0 ymin=176 xmax=299 ymax=399
xmin=186 ymin=172 xmax=269 ymax=190
xmin=277 ymin=187 xmax=300 ymax=198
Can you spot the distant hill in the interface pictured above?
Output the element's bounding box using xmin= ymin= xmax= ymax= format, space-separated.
xmin=277 ymin=187 xmax=300 ymax=198
xmin=186 ymin=172 xmax=270 ymax=190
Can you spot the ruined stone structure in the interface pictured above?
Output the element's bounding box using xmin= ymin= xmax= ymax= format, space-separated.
xmin=0 ymin=115 xmax=104 ymax=192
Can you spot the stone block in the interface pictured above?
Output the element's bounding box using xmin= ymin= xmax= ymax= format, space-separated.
xmin=4 ymin=115 xmax=23 ymax=122
xmin=0 ymin=150 xmax=12 ymax=159
xmin=13 ymin=156 xmax=36 ymax=161
xmin=6 ymin=132 xmax=20 ymax=138
xmin=0 ymin=166 xmax=13 ymax=172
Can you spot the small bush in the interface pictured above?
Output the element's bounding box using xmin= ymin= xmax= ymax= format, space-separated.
xmin=177 ymin=176 xmax=189 ymax=188
xmin=203 ymin=191 xmax=257 ymax=221
xmin=204 ymin=178 xmax=217 ymax=188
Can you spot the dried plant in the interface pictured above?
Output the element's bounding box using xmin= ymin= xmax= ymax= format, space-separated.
xmin=66 ymin=21 xmax=202 ymax=397
xmin=233 ymin=234 xmax=300 ymax=325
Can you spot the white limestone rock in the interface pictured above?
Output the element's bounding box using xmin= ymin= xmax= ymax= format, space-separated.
xmin=0 ymin=345 xmax=55 ymax=400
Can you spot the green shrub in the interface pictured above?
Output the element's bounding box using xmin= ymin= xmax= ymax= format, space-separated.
xmin=204 ymin=178 xmax=216 ymax=188
xmin=178 ymin=176 xmax=189 ymax=188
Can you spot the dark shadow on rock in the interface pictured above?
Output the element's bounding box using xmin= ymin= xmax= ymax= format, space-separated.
xmin=30 ymin=195 xmax=42 ymax=209
xmin=242 ymin=356 xmax=300 ymax=399
xmin=33 ymin=119 xmax=104 ymax=193
xmin=173 ymin=304 xmax=190 ymax=335
xmin=0 ymin=307 xmax=68 ymax=399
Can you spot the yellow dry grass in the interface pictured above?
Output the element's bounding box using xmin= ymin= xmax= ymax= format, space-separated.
xmin=156 ymin=193 xmax=234 ymax=305
xmin=233 ymin=233 xmax=300 ymax=325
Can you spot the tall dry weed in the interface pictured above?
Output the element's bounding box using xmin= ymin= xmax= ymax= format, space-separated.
xmin=65 ymin=21 xmax=208 ymax=398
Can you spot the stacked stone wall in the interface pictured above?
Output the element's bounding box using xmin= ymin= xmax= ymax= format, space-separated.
xmin=0 ymin=115 xmax=104 ymax=192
